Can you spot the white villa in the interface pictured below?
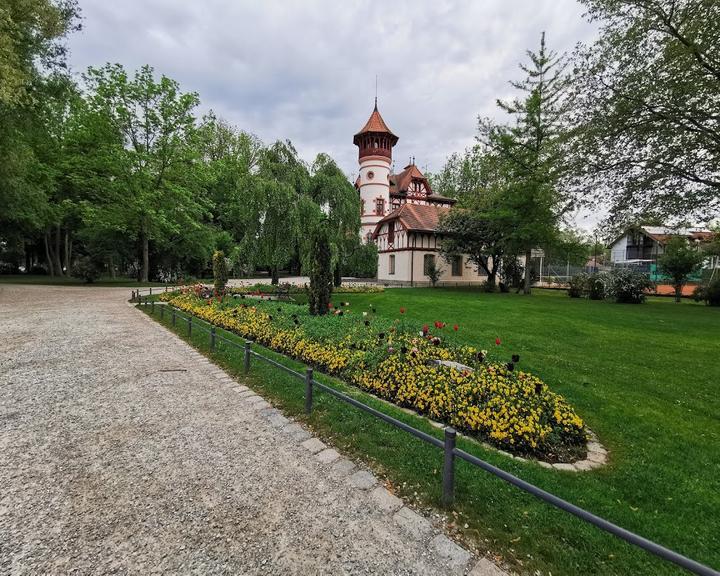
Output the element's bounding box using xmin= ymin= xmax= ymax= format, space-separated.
xmin=354 ymin=102 xmax=487 ymax=286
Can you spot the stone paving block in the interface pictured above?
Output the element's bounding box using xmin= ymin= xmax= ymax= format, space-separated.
xmin=587 ymin=451 xmax=606 ymax=463
xmin=552 ymin=463 xmax=577 ymax=472
xmin=369 ymin=486 xmax=403 ymax=514
xmin=331 ymin=458 xmax=356 ymax=477
xmin=251 ymin=400 xmax=271 ymax=410
xmin=283 ymin=423 xmax=311 ymax=442
xmin=430 ymin=534 xmax=472 ymax=574
xmin=267 ymin=413 xmax=290 ymax=428
xmin=574 ymin=460 xmax=595 ymax=471
xmin=237 ymin=390 xmax=256 ymax=398
xmin=537 ymin=461 xmax=553 ymax=469
xmin=315 ymin=448 xmax=340 ymax=465
xmin=348 ymin=470 xmax=377 ymax=490
xmin=235 ymin=385 xmax=249 ymax=392
xmin=301 ymin=438 xmax=327 ymax=454
xmin=393 ymin=507 xmax=433 ymax=540
xmin=468 ymin=558 xmax=507 ymax=576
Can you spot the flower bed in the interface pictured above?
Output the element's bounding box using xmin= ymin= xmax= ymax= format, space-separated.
xmin=228 ymin=282 xmax=384 ymax=296
xmin=161 ymin=290 xmax=586 ymax=460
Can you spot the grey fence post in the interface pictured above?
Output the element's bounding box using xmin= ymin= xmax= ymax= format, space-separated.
xmin=188 ymin=315 xmax=192 ymax=336
xmin=305 ymin=368 xmax=314 ymax=414
xmin=149 ymin=287 xmax=152 ymax=296
xmin=210 ymin=326 xmax=216 ymax=350
xmin=442 ymin=427 xmax=457 ymax=508
xmin=243 ymin=341 xmax=251 ymax=374
xmin=172 ymin=308 xmax=176 ymax=327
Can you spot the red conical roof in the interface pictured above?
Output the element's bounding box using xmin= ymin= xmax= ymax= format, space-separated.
xmin=353 ymin=101 xmax=398 ymax=146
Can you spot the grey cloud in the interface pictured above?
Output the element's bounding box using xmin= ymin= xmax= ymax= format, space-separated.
xmin=68 ymin=0 xmax=597 ymax=209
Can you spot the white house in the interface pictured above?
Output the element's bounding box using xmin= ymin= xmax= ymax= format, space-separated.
xmin=609 ymin=226 xmax=716 ymax=265
xmin=353 ymin=101 xmax=488 ymax=286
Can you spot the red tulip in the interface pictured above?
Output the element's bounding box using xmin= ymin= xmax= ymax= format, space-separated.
xmin=400 ymin=307 xmax=406 ymax=314
xmin=495 ymin=337 xmax=501 ymax=346
xmin=453 ymin=324 xmax=458 ymax=331
xmin=422 ymin=324 xmax=429 ymax=334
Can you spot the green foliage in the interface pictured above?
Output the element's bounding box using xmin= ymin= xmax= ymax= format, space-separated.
xmin=587 ymin=272 xmax=605 ymax=300
xmin=568 ymin=273 xmax=588 ymax=298
xmin=693 ymin=277 xmax=720 ymax=306
xmin=425 ymin=258 xmax=441 ymax=287
xmin=212 ymin=250 xmax=228 ymax=294
xmin=308 ymin=219 xmax=333 ymax=315
xmin=71 ymin=254 xmax=103 ymax=283
xmin=658 ymin=237 xmax=706 ymax=301
xmin=571 ymin=0 xmax=720 ymax=221
xmin=342 ymin=241 xmax=378 ymax=278
xmin=603 ymin=268 xmax=655 ymax=303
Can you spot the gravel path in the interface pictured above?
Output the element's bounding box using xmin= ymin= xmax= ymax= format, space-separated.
xmin=0 ymin=284 xmax=506 ymax=575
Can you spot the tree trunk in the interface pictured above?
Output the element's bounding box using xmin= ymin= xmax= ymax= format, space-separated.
xmin=333 ymin=263 xmax=342 ymax=287
xmin=523 ymin=249 xmax=532 ymax=295
xmin=487 ymin=271 xmax=497 ymax=290
xmin=63 ymin=230 xmax=70 ymax=273
xmin=271 ymin=266 xmax=279 ymax=285
xmin=109 ymin=255 xmax=116 ymax=279
xmin=44 ymin=232 xmax=55 ymax=276
xmin=674 ymin=284 xmax=682 ymax=302
xmin=141 ymin=229 xmax=149 ymax=283
xmin=24 ymin=241 xmax=31 ymax=273
xmin=54 ymin=225 xmax=64 ymax=276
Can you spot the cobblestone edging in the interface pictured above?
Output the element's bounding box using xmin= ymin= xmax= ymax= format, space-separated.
xmin=134 ymin=305 xmax=510 ymax=576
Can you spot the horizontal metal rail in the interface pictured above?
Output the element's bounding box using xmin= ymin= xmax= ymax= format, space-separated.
xmin=137 ymin=301 xmax=719 ymax=576
xmin=311 ymin=379 xmax=444 ymax=449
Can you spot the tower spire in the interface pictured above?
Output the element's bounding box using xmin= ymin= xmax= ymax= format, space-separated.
xmin=374 ymin=74 xmax=378 ymax=110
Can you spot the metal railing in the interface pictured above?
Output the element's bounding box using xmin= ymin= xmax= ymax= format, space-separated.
xmin=133 ymin=296 xmax=718 ymax=576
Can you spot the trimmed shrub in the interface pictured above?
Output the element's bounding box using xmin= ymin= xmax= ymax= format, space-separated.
xmin=212 ymin=250 xmax=228 ymax=294
xmin=568 ymin=273 xmax=588 ymax=298
xmin=695 ymin=277 xmax=720 ymax=306
xmin=587 ymin=273 xmax=605 ymax=300
xmin=603 ymin=268 xmax=654 ymax=304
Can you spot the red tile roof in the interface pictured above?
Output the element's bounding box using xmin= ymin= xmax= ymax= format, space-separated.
xmin=354 ymin=103 xmax=397 ymax=139
xmin=373 ymin=203 xmax=450 ymax=238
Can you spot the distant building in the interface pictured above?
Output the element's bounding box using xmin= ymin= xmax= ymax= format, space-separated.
xmin=608 ymin=226 xmax=715 ymax=265
xmin=353 ymin=101 xmax=487 ymax=285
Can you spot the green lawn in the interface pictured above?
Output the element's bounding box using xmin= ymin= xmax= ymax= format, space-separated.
xmin=142 ymin=288 xmax=719 ymax=575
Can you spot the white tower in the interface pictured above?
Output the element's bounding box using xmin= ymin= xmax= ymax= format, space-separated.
xmin=353 ymin=100 xmax=398 ymax=242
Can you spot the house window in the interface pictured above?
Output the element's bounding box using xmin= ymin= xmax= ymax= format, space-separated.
xmin=388 ymin=221 xmax=395 ymax=245
xmin=365 ymin=232 xmax=373 ymax=243
xmin=389 ymin=254 xmax=395 ymax=275
xmin=451 ymin=255 xmax=463 ymax=276
xmin=375 ymin=198 xmax=385 ymax=215
xmin=423 ymin=254 xmax=435 ymax=276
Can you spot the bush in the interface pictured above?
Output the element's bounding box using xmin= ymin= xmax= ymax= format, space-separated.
xmin=694 ymin=277 xmax=720 ymax=306
xmin=72 ymin=256 xmax=103 ymax=283
xmin=568 ymin=273 xmax=588 ymax=298
xmin=587 ymin=273 xmax=605 ymax=300
xmin=212 ymin=250 xmax=228 ymax=294
xmin=342 ymin=242 xmax=378 ymax=279
xmin=603 ymin=268 xmax=654 ymax=304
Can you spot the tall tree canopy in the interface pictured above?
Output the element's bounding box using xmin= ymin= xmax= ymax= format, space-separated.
xmin=571 ymin=0 xmax=720 ymax=222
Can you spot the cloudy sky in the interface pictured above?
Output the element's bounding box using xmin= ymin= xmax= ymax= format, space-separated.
xmin=66 ymin=0 xmax=600 ymax=226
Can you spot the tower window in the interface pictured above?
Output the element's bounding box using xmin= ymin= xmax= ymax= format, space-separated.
xmin=375 ymin=198 xmax=385 ymax=215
